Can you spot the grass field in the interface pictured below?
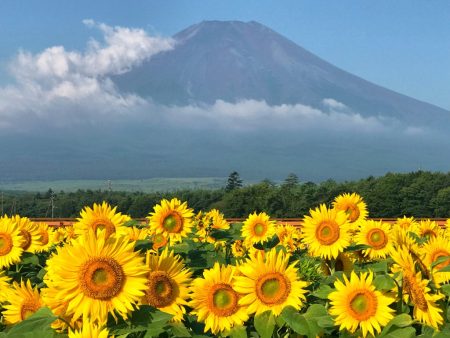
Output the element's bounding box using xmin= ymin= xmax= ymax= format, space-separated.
xmin=0 ymin=177 xmax=228 ymax=193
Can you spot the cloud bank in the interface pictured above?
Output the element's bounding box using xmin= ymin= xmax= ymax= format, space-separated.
xmin=0 ymin=20 xmax=426 ymax=136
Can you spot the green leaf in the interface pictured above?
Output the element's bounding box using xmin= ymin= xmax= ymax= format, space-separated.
xmin=440 ymin=284 xmax=450 ymax=297
xmin=229 ymin=325 xmax=247 ymax=338
xmin=169 ymin=322 xmax=192 ymax=337
xmin=21 ymin=253 xmax=39 ymax=265
xmin=373 ymin=274 xmax=396 ymax=291
xmin=380 ymin=327 xmax=416 ymax=338
xmin=378 ymin=314 xmax=414 ymax=337
xmin=346 ymin=244 xmax=371 ymax=251
xmin=5 ymin=307 xmax=58 ymax=338
xmin=254 ymin=311 xmax=276 ymax=338
xmin=311 ymin=284 xmax=333 ymax=299
xmin=364 ymin=260 xmax=389 ymax=273
xmin=281 ymin=306 xmax=309 ymax=335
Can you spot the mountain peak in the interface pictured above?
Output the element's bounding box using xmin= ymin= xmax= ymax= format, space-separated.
xmin=114 ymin=20 xmax=449 ymax=127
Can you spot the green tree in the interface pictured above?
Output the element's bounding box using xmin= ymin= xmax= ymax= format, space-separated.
xmin=225 ymin=171 xmax=243 ymax=192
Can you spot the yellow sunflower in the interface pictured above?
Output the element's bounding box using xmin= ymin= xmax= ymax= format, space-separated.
xmin=0 ymin=217 xmax=24 ymax=269
xmin=63 ymin=225 xmax=77 ymax=243
xmin=196 ymin=209 xmax=230 ymax=243
xmin=421 ymin=236 xmax=450 ymax=286
xmin=231 ymin=240 xmax=248 ymax=258
xmin=148 ymin=198 xmax=194 ymax=245
xmin=412 ymin=220 xmax=442 ymax=241
xmin=332 ymin=192 xmax=368 ymax=224
xmin=234 ymin=248 xmax=308 ymax=316
xmin=151 ymin=233 xmax=168 ymax=250
xmin=276 ymin=223 xmax=302 ymax=253
xmin=124 ymin=226 xmax=148 ymax=242
xmin=74 ymin=202 xmax=130 ymax=239
xmin=402 ymin=270 xmax=443 ymax=329
xmin=10 ymin=215 xmax=41 ymax=253
xmin=68 ymin=319 xmax=109 ymax=338
xmin=301 ymin=204 xmax=352 ymax=259
xmin=355 ymin=220 xmax=393 ymax=259
xmin=391 ymin=225 xmax=420 ymax=254
xmin=0 ymin=271 xmax=11 ymax=303
xmin=391 ymin=246 xmax=416 ymax=275
xmin=241 ymin=212 xmax=276 ymax=245
xmin=44 ymin=230 xmax=148 ymax=324
xmin=143 ymin=248 xmax=192 ymax=322
xmin=322 ymin=252 xmax=354 ymax=277
xmin=35 ymin=223 xmax=54 ymax=252
xmin=190 ymin=263 xmax=249 ymax=334
xmin=50 ymin=227 xmax=66 ymax=245
xmin=328 ymin=271 xmax=394 ymax=337
xmin=395 ymin=216 xmax=418 ymax=230
xmin=3 ymin=280 xmax=43 ymax=324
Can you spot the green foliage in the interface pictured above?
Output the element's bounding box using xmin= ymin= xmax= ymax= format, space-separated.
xmin=2 ymin=170 xmax=450 ymax=218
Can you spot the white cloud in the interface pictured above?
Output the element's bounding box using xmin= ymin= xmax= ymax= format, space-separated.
xmin=0 ymin=20 xmax=173 ymax=128
xmin=322 ymin=98 xmax=348 ymax=110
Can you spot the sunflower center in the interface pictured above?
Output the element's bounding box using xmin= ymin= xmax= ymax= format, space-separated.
xmin=345 ymin=204 xmax=360 ymax=222
xmin=162 ymin=213 xmax=183 ymax=233
xmin=367 ymin=228 xmax=388 ymax=250
xmin=348 ymin=290 xmax=377 ymax=320
xmin=253 ymin=223 xmax=267 ymax=236
xmin=316 ymin=221 xmax=340 ymax=245
xmin=422 ymin=229 xmax=436 ymax=239
xmin=0 ymin=233 xmax=13 ymax=256
xmin=79 ymin=258 xmax=124 ymax=300
xmin=39 ymin=231 xmax=49 ymax=245
xmin=92 ymin=219 xmax=116 ymax=239
xmin=207 ymin=283 xmax=239 ymax=317
xmin=146 ymin=271 xmax=178 ymax=308
xmin=20 ymin=299 xmax=41 ymax=321
xmin=403 ymin=273 xmax=428 ymax=311
xmin=20 ymin=230 xmax=32 ymax=251
xmin=255 ymin=272 xmax=291 ymax=305
xmin=431 ymin=250 xmax=450 ymax=270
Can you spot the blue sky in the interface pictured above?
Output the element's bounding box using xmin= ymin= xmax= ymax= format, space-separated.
xmin=0 ymin=0 xmax=449 ymax=109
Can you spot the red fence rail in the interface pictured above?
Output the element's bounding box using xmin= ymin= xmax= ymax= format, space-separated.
xmin=30 ymin=218 xmax=449 ymax=227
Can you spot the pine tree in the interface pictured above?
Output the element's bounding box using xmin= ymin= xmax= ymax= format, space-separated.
xmin=225 ymin=171 xmax=243 ymax=192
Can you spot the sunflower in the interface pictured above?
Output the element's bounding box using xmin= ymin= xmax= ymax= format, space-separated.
xmin=124 ymin=226 xmax=148 ymax=242
xmin=301 ymin=204 xmax=351 ymax=259
xmin=190 ymin=263 xmax=248 ymax=334
xmin=3 ymin=280 xmax=43 ymax=324
xmin=241 ymin=212 xmax=276 ymax=245
xmin=391 ymin=225 xmax=420 ymax=254
xmin=328 ymin=271 xmax=394 ymax=337
xmin=412 ymin=220 xmax=442 ymax=241
xmin=231 ymin=240 xmax=248 ymax=258
xmin=234 ymin=248 xmax=308 ymax=316
xmin=50 ymin=227 xmax=66 ymax=245
xmin=44 ymin=230 xmax=148 ymax=324
xmin=332 ymin=193 xmax=368 ymax=224
xmin=196 ymin=209 xmax=230 ymax=243
xmin=68 ymin=319 xmax=109 ymax=338
xmin=395 ymin=216 xmax=418 ymax=230
xmin=148 ymin=198 xmax=194 ymax=245
xmin=402 ymin=270 xmax=443 ymax=329
xmin=152 ymin=233 xmax=168 ymax=250
xmin=276 ymin=223 xmax=302 ymax=253
xmin=10 ymin=215 xmax=41 ymax=253
xmin=0 ymin=271 xmax=11 ymax=303
xmin=355 ymin=220 xmax=393 ymax=259
xmin=35 ymin=223 xmax=54 ymax=252
xmin=391 ymin=246 xmax=416 ymax=275
xmin=74 ymin=202 xmax=130 ymax=239
xmin=322 ymin=252 xmax=354 ymax=276
xmin=63 ymin=225 xmax=77 ymax=243
xmin=143 ymin=248 xmax=192 ymax=322
xmin=0 ymin=217 xmax=24 ymax=269
xmin=421 ymin=236 xmax=450 ymax=286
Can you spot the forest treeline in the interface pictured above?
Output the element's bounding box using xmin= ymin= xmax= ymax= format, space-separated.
xmin=2 ymin=170 xmax=450 ymax=219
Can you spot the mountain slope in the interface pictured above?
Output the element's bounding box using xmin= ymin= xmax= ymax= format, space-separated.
xmin=114 ymin=20 xmax=450 ymax=127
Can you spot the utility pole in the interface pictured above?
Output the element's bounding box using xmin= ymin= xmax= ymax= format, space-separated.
xmin=108 ymin=180 xmax=112 ymax=192
xmin=50 ymin=192 xmax=55 ymax=219
xmin=1 ymin=192 xmax=3 ymax=216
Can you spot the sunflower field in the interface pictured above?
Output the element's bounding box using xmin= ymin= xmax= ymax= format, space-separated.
xmin=1 ymin=194 xmax=450 ymax=337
